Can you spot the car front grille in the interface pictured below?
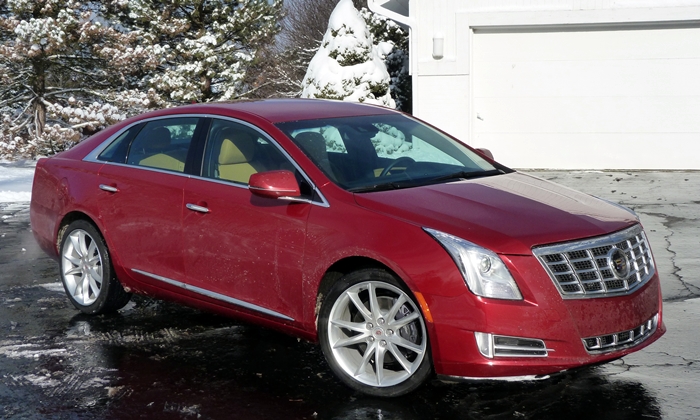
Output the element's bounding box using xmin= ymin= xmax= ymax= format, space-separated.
xmin=533 ymin=224 xmax=655 ymax=299
xmin=582 ymin=314 xmax=658 ymax=353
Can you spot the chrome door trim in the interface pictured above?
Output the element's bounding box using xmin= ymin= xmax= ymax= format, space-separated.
xmin=132 ymin=269 xmax=295 ymax=322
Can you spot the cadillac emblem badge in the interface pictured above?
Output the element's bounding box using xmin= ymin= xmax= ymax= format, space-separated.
xmin=607 ymin=247 xmax=630 ymax=279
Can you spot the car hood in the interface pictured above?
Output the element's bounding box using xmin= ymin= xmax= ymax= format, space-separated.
xmin=353 ymin=172 xmax=638 ymax=255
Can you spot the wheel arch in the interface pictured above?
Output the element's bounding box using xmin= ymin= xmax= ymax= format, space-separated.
xmin=56 ymin=211 xmax=103 ymax=250
xmin=314 ymin=256 xmax=431 ymax=326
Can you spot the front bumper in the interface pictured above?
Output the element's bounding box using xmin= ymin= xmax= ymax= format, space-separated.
xmin=425 ymin=255 xmax=665 ymax=379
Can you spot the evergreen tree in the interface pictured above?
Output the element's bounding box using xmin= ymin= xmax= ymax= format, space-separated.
xmin=360 ymin=8 xmax=411 ymax=113
xmin=301 ymin=0 xmax=395 ymax=108
xmin=118 ymin=0 xmax=283 ymax=103
xmin=248 ymin=0 xmax=367 ymax=99
xmin=0 ymin=0 xmax=163 ymax=157
xmin=0 ymin=0 xmax=283 ymax=158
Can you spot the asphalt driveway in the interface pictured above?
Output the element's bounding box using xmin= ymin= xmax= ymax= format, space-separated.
xmin=0 ymin=170 xmax=698 ymax=419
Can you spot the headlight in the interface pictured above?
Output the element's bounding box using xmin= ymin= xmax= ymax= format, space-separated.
xmin=424 ymin=228 xmax=523 ymax=300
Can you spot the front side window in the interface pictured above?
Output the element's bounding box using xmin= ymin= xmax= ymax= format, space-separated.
xmin=201 ymin=119 xmax=294 ymax=185
xmin=125 ymin=118 xmax=199 ymax=173
xmin=277 ymin=114 xmax=507 ymax=192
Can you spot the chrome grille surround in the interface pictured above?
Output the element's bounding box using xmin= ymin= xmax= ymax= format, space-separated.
xmin=532 ymin=224 xmax=655 ymax=299
xmin=582 ymin=314 xmax=658 ymax=354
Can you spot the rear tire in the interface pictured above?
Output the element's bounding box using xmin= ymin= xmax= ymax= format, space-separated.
xmin=59 ymin=220 xmax=131 ymax=314
xmin=318 ymin=268 xmax=432 ymax=397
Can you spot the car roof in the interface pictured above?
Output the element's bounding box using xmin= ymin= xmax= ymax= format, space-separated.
xmin=151 ymin=98 xmax=399 ymax=124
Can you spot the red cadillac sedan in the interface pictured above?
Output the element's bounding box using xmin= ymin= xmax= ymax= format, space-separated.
xmin=30 ymin=99 xmax=664 ymax=397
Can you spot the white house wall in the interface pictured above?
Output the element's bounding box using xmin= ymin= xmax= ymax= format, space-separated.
xmin=410 ymin=0 xmax=700 ymax=169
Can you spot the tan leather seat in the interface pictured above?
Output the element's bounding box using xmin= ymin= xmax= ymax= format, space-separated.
xmin=217 ymin=129 xmax=263 ymax=183
xmin=138 ymin=127 xmax=186 ymax=172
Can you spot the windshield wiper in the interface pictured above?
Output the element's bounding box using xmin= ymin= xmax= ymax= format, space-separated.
xmin=349 ymin=170 xmax=504 ymax=192
xmin=348 ymin=182 xmax=405 ymax=193
xmin=430 ymin=169 xmax=504 ymax=183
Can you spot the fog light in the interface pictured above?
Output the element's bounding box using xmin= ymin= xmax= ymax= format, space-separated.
xmin=474 ymin=332 xmax=493 ymax=358
xmin=475 ymin=332 xmax=549 ymax=358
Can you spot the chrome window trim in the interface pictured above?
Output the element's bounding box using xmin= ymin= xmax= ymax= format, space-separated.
xmin=200 ymin=115 xmax=329 ymax=208
xmin=83 ymin=113 xmax=330 ymax=208
xmin=91 ymin=161 xmax=199 ymax=180
xmin=83 ymin=114 xmax=203 ymax=162
xmin=132 ymin=269 xmax=295 ymax=322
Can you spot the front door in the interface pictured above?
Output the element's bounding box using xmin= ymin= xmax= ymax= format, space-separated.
xmin=182 ymin=118 xmax=313 ymax=322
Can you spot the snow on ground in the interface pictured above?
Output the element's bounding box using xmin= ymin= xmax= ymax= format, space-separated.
xmin=0 ymin=160 xmax=35 ymax=203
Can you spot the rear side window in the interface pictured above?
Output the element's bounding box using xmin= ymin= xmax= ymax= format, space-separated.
xmin=125 ymin=118 xmax=199 ymax=173
xmin=97 ymin=125 xmax=142 ymax=163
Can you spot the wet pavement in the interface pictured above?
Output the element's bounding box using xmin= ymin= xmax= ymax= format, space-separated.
xmin=0 ymin=170 xmax=698 ymax=419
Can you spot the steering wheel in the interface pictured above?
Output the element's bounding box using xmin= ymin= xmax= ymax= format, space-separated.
xmin=379 ymin=157 xmax=416 ymax=177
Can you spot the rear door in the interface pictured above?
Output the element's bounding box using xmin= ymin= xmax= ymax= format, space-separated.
xmin=96 ymin=117 xmax=203 ymax=284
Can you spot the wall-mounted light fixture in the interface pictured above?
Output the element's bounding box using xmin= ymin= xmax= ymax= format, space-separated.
xmin=432 ymin=32 xmax=445 ymax=60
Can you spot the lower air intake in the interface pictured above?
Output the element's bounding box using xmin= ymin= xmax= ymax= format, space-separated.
xmin=583 ymin=314 xmax=658 ymax=353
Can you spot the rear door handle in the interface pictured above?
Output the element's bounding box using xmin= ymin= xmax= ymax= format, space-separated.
xmin=186 ymin=203 xmax=210 ymax=214
xmin=99 ymin=184 xmax=118 ymax=193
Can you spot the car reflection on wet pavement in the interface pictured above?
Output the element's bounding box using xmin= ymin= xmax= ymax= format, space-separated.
xmin=0 ymin=284 xmax=663 ymax=420
xmin=2 ymin=169 xmax=700 ymax=419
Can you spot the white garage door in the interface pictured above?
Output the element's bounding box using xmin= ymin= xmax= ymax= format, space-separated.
xmin=473 ymin=26 xmax=700 ymax=169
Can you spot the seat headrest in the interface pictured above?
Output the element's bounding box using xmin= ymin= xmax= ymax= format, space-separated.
xmin=148 ymin=127 xmax=171 ymax=151
xmin=294 ymin=132 xmax=329 ymax=162
xmin=218 ymin=129 xmax=256 ymax=165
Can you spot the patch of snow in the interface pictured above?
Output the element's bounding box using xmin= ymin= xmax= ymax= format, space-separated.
xmin=21 ymin=374 xmax=62 ymax=388
xmin=40 ymin=282 xmax=66 ymax=293
xmin=0 ymin=343 xmax=67 ymax=359
xmin=0 ymin=161 xmax=35 ymax=203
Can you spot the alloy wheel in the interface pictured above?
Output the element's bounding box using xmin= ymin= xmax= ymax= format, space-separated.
xmin=61 ymin=229 xmax=104 ymax=306
xmin=327 ymin=280 xmax=428 ymax=388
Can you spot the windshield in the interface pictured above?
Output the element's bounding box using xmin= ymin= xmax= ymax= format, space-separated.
xmin=276 ymin=114 xmax=509 ymax=192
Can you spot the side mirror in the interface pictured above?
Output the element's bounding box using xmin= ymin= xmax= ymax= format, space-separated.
xmin=248 ymin=170 xmax=301 ymax=199
xmin=476 ymin=148 xmax=494 ymax=160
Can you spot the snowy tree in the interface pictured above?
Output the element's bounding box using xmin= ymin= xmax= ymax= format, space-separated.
xmin=249 ymin=0 xmax=366 ymax=99
xmin=258 ymin=0 xmax=409 ymax=112
xmin=117 ymin=0 xmax=283 ymax=103
xmin=360 ymin=8 xmax=411 ymax=113
xmin=301 ymin=0 xmax=394 ymax=108
xmin=0 ymin=0 xmax=282 ymax=159
xmin=0 ymin=0 xmax=164 ymax=157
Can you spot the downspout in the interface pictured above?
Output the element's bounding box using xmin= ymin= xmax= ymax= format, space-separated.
xmin=367 ymin=0 xmax=417 ymax=110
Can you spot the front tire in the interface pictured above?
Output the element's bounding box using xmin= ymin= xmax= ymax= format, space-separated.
xmin=59 ymin=220 xmax=131 ymax=314
xmin=318 ymin=269 xmax=432 ymax=397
